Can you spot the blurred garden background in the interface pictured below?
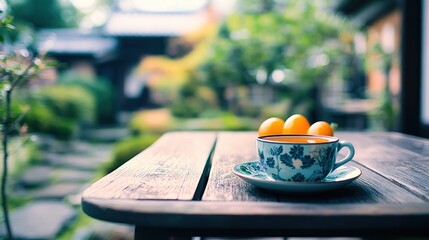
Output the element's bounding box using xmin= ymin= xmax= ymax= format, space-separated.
xmin=1 ymin=0 xmax=428 ymax=239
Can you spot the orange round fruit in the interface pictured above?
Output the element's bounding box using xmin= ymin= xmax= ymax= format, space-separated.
xmin=258 ymin=117 xmax=285 ymax=136
xmin=282 ymin=114 xmax=310 ymax=134
xmin=307 ymin=121 xmax=334 ymax=136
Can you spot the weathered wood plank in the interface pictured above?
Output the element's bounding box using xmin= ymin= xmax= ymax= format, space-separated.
xmin=82 ymin=198 xmax=429 ymax=237
xmin=337 ymin=132 xmax=429 ymax=200
xmin=82 ymin=132 xmax=216 ymax=200
xmin=277 ymin=162 xmax=425 ymax=204
xmin=202 ymin=132 xmax=277 ymax=201
xmin=367 ymin=131 xmax=429 ymax=155
xmin=81 ymin=131 xmax=429 ymax=238
xmin=203 ymin=132 xmax=424 ymax=204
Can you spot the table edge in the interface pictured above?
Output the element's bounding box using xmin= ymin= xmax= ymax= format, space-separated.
xmin=82 ymin=197 xmax=429 ymax=232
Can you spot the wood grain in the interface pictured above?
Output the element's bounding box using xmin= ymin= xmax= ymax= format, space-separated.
xmin=203 ymin=132 xmax=425 ymax=204
xmin=337 ymin=132 xmax=429 ymax=200
xmin=202 ymin=132 xmax=277 ymax=201
xmin=81 ymin=131 xmax=429 ymax=238
xmin=82 ymin=131 xmax=216 ymax=200
xmin=277 ymin=161 xmax=425 ymax=204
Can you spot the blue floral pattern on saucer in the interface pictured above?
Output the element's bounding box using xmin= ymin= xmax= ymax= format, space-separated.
xmin=232 ymin=162 xmax=361 ymax=193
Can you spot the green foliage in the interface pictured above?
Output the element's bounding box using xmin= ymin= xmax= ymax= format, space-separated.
xmin=24 ymin=102 xmax=76 ymax=140
xmin=33 ymin=86 xmax=95 ymax=123
xmin=218 ymin=113 xmax=258 ymax=131
xmin=103 ymin=134 xmax=160 ymax=174
xmin=129 ymin=108 xmax=259 ymax=134
xmin=0 ymin=14 xmax=15 ymax=42
xmin=1 ymin=9 xmax=58 ymax=239
xmin=170 ymin=80 xmax=219 ymax=118
xmin=23 ymin=85 xmax=95 ymax=139
xmin=7 ymin=0 xmax=79 ymax=29
xmin=0 ymin=96 xmax=24 ymax=133
xmin=198 ymin=0 xmax=355 ymax=117
xmin=177 ymin=112 xmax=259 ymax=131
xmin=58 ymin=72 xmax=114 ymax=124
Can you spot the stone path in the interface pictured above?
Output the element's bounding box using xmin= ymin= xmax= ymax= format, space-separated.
xmin=0 ymin=201 xmax=76 ymax=239
xmin=0 ymin=133 xmax=132 ymax=240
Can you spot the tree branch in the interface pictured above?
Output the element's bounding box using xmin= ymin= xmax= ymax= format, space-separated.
xmin=11 ymin=61 xmax=36 ymax=90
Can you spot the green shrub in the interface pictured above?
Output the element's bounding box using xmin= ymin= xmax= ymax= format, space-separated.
xmin=24 ymin=103 xmax=76 ymax=140
xmin=33 ymin=85 xmax=95 ymax=123
xmin=103 ymin=134 xmax=160 ymax=173
xmin=23 ymin=85 xmax=95 ymax=139
xmin=170 ymin=79 xmax=219 ymax=118
xmin=58 ymin=72 xmax=114 ymax=124
xmin=170 ymin=99 xmax=203 ymax=118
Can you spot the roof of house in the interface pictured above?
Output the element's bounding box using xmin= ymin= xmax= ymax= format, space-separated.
xmin=103 ymin=10 xmax=209 ymax=37
xmin=37 ymin=28 xmax=117 ymax=57
xmin=37 ymin=1 xmax=211 ymax=56
xmin=103 ymin=0 xmax=210 ymax=37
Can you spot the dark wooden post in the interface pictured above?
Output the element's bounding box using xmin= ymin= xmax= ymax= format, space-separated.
xmin=399 ymin=0 xmax=423 ymax=136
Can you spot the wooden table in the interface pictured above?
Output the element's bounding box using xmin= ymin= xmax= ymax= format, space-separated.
xmin=81 ymin=131 xmax=429 ymax=239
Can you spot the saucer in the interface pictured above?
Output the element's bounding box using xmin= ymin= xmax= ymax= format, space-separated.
xmin=232 ymin=161 xmax=361 ymax=193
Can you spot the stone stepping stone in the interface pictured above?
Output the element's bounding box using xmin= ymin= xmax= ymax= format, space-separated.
xmin=81 ymin=127 xmax=128 ymax=142
xmin=32 ymin=183 xmax=83 ymax=200
xmin=89 ymin=145 xmax=113 ymax=156
xmin=52 ymin=169 xmax=94 ymax=183
xmin=0 ymin=201 xmax=76 ymax=240
xmin=69 ymin=141 xmax=99 ymax=154
xmin=19 ymin=165 xmax=54 ymax=187
xmin=43 ymin=153 xmax=105 ymax=171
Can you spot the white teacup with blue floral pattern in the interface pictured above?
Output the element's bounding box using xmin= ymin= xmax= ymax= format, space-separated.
xmin=257 ymin=135 xmax=355 ymax=182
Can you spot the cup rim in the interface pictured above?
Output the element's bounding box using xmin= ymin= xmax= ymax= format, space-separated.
xmin=257 ymin=134 xmax=339 ymax=145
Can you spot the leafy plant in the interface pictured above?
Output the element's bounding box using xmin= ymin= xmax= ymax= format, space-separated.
xmin=0 ymin=14 xmax=54 ymax=239
xmin=7 ymin=0 xmax=79 ymax=29
xmin=21 ymin=85 xmax=95 ymax=139
xmin=170 ymin=77 xmax=219 ymax=118
xmin=58 ymin=71 xmax=114 ymax=124
xmin=198 ymin=0 xmax=356 ymax=118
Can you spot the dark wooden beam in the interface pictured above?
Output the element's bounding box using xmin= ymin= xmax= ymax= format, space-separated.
xmin=399 ymin=0 xmax=423 ymax=136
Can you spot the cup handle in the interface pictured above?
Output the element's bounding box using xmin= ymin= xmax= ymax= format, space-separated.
xmin=333 ymin=141 xmax=355 ymax=170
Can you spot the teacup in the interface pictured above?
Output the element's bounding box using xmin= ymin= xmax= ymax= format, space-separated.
xmin=257 ymin=135 xmax=355 ymax=182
